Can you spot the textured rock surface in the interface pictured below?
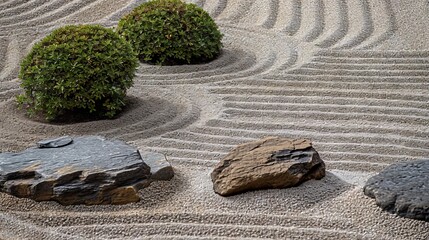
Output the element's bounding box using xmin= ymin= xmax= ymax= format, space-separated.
xmin=364 ymin=160 xmax=429 ymax=222
xmin=211 ymin=136 xmax=326 ymax=196
xmin=0 ymin=136 xmax=172 ymax=205
xmin=36 ymin=136 xmax=73 ymax=148
xmin=139 ymin=150 xmax=174 ymax=180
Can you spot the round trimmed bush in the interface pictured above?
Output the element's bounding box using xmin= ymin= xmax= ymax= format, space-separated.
xmin=117 ymin=0 xmax=223 ymax=65
xmin=17 ymin=24 xmax=138 ymax=120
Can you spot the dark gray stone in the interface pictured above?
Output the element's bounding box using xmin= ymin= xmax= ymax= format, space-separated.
xmin=211 ymin=136 xmax=326 ymax=196
xmin=0 ymin=136 xmax=173 ymax=205
xmin=363 ymin=160 xmax=429 ymax=222
xmin=139 ymin=150 xmax=174 ymax=181
xmin=37 ymin=136 xmax=73 ymax=148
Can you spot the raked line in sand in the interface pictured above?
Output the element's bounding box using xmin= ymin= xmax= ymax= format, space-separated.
xmin=0 ymin=0 xmax=428 ymax=239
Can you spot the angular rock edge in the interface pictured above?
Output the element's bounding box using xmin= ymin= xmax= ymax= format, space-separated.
xmin=211 ymin=136 xmax=326 ymax=196
xmin=37 ymin=136 xmax=73 ymax=148
xmin=0 ymin=136 xmax=174 ymax=205
xmin=363 ymin=159 xmax=429 ymax=222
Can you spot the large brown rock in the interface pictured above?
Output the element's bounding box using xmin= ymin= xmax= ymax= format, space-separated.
xmin=0 ymin=136 xmax=174 ymax=205
xmin=211 ymin=137 xmax=325 ymax=196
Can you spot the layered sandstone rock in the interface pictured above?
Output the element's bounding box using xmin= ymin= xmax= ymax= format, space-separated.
xmin=211 ymin=136 xmax=326 ymax=196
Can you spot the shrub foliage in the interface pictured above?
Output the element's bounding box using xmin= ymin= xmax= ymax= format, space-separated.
xmin=17 ymin=25 xmax=138 ymax=120
xmin=117 ymin=0 xmax=223 ymax=65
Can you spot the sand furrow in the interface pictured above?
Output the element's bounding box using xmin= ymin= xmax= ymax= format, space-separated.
xmin=135 ymin=53 xmax=275 ymax=85
xmin=210 ymin=86 xmax=429 ymax=102
xmin=144 ymin=147 xmax=225 ymax=160
xmin=358 ymin=0 xmax=396 ymax=50
xmin=304 ymin=62 xmax=429 ymax=71
xmin=311 ymin=55 xmax=429 ymax=64
xmin=167 ymin=157 xmax=218 ymax=167
xmin=317 ymin=143 xmax=429 ymax=158
xmin=16 ymin=212 xmax=355 ymax=231
xmin=0 ymin=0 xmax=100 ymax=34
xmin=333 ymin=0 xmax=373 ymax=49
xmin=316 ymin=49 xmax=429 ymax=58
xmin=220 ymin=79 xmax=429 ymax=91
xmin=0 ymin=38 xmax=20 ymax=82
xmin=298 ymin=0 xmax=325 ymax=42
xmin=277 ymin=0 xmax=301 ymax=35
xmin=144 ymin=138 xmax=234 ymax=153
xmin=0 ymin=38 xmax=8 ymax=73
xmin=0 ymin=213 xmax=77 ymax=240
xmin=113 ymin=236 xmax=264 ymax=240
xmin=224 ymin=108 xmax=429 ymax=126
xmin=135 ymin=49 xmax=256 ymax=80
xmin=61 ymin=0 xmax=131 ymax=24
xmin=235 ymin=0 xmax=279 ymax=29
xmin=325 ymin=161 xmax=388 ymax=172
xmin=288 ymin=67 xmax=429 ymax=77
xmin=136 ymin=49 xmax=244 ymax=75
xmin=221 ymin=95 xmax=428 ymax=110
xmin=55 ymin=222 xmax=371 ymax=240
xmin=315 ymin=0 xmax=348 ymax=48
xmin=223 ymin=102 xmax=429 ymax=118
xmin=161 ymin=131 xmax=253 ymax=145
xmin=265 ymin=74 xmax=429 ymax=83
xmin=197 ymin=122 xmax=429 ymax=147
xmin=260 ymin=0 xmax=280 ymax=29
xmin=104 ymin=0 xmax=147 ymax=22
xmin=0 ymin=87 xmax=20 ymax=102
xmin=216 ymin=0 xmax=254 ymax=23
xmin=320 ymin=152 xmax=422 ymax=165
xmin=0 ymin=0 xmax=85 ymax=26
xmin=0 ymin=0 xmax=27 ymax=9
xmin=200 ymin=0 xmax=227 ymax=18
xmin=0 ymin=0 xmax=50 ymax=19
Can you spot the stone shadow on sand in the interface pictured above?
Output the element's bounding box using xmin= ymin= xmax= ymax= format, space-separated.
xmin=0 ymin=94 xmax=199 ymax=151
xmin=211 ymin=172 xmax=354 ymax=214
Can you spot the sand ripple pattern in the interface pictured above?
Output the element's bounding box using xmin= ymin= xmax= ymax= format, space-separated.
xmin=1 ymin=0 xmax=429 ymax=240
xmin=144 ymin=49 xmax=428 ymax=173
xmin=202 ymin=0 xmax=396 ymax=49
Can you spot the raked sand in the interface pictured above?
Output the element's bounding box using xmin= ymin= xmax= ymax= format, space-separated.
xmin=0 ymin=0 xmax=428 ymax=239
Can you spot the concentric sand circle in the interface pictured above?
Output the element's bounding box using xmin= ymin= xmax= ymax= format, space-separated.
xmin=0 ymin=86 xmax=199 ymax=152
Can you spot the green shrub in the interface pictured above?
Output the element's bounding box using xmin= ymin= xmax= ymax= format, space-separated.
xmin=17 ymin=24 xmax=138 ymax=120
xmin=117 ymin=0 xmax=223 ymax=65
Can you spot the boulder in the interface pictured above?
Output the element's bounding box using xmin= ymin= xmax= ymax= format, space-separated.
xmin=139 ymin=150 xmax=174 ymax=181
xmin=211 ymin=136 xmax=325 ymax=196
xmin=363 ymin=160 xmax=429 ymax=222
xmin=0 ymin=136 xmax=174 ymax=205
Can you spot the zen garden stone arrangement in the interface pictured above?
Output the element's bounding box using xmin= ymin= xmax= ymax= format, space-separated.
xmin=0 ymin=0 xmax=428 ymax=239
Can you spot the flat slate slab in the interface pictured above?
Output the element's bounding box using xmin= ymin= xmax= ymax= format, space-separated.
xmin=363 ymin=160 xmax=429 ymax=222
xmin=37 ymin=136 xmax=73 ymax=148
xmin=0 ymin=136 xmax=174 ymax=205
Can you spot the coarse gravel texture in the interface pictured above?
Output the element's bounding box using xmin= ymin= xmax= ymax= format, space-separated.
xmin=0 ymin=0 xmax=429 ymax=239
